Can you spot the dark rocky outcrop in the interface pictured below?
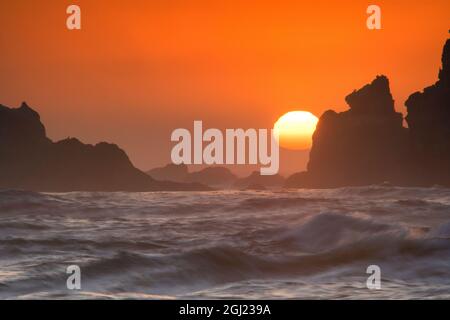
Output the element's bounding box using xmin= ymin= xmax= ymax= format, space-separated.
xmin=287 ymin=76 xmax=408 ymax=187
xmin=405 ymin=38 xmax=450 ymax=185
xmin=0 ymin=103 xmax=209 ymax=192
xmin=287 ymin=37 xmax=450 ymax=188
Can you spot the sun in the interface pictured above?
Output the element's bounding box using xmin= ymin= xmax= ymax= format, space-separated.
xmin=273 ymin=111 xmax=319 ymax=150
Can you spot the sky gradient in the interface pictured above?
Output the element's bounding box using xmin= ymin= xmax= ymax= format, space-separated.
xmin=1 ymin=0 xmax=449 ymax=174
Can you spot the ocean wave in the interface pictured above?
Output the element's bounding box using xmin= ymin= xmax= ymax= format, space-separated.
xmin=0 ymin=189 xmax=67 ymax=214
xmin=0 ymin=238 xmax=168 ymax=251
xmin=63 ymin=224 xmax=450 ymax=287
xmin=0 ymin=222 xmax=49 ymax=231
xmin=2 ymin=188 xmax=450 ymax=299
xmin=275 ymin=213 xmax=404 ymax=253
xmin=429 ymin=221 xmax=450 ymax=239
xmin=237 ymin=197 xmax=335 ymax=211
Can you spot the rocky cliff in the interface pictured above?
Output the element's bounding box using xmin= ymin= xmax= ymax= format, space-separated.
xmin=405 ymin=38 xmax=450 ymax=185
xmin=287 ymin=76 xmax=408 ymax=187
xmin=0 ymin=103 xmax=209 ymax=191
xmin=287 ymin=37 xmax=450 ymax=188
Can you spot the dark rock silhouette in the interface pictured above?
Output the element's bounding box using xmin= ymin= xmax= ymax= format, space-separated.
xmin=287 ymin=37 xmax=450 ymax=188
xmin=147 ymin=163 xmax=189 ymax=183
xmin=287 ymin=76 xmax=408 ymax=187
xmin=147 ymin=164 xmax=237 ymax=188
xmin=405 ymin=38 xmax=450 ymax=185
xmin=185 ymin=167 xmax=237 ymax=187
xmin=235 ymin=171 xmax=285 ymax=189
xmin=147 ymin=164 xmax=285 ymax=189
xmin=4 ymin=38 xmax=449 ymax=191
xmin=0 ymin=103 xmax=209 ymax=192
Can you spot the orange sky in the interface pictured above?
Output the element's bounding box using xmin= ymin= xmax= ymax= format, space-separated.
xmin=0 ymin=0 xmax=449 ymax=174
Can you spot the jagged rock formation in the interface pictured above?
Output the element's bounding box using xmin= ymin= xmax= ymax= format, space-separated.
xmin=287 ymin=76 xmax=408 ymax=187
xmin=0 ymin=103 xmax=209 ymax=191
xmin=287 ymin=37 xmax=450 ymax=188
xmin=405 ymin=38 xmax=450 ymax=185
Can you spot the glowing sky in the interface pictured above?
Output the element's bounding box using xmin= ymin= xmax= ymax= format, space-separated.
xmin=1 ymin=0 xmax=449 ymax=174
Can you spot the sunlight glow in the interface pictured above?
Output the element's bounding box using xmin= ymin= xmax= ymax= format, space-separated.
xmin=273 ymin=111 xmax=319 ymax=150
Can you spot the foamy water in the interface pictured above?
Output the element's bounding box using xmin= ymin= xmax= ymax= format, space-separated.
xmin=1 ymin=187 xmax=450 ymax=299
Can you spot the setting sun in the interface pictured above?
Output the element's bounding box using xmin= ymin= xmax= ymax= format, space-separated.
xmin=274 ymin=111 xmax=319 ymax=150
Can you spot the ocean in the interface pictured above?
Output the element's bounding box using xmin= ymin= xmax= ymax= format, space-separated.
xmin=0 ymin=186 xmax=449 ymax=299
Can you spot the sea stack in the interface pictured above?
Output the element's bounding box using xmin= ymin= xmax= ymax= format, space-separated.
xmin=405 ymin=38 xmax=450 ymax=185
xmin=287 ymin=37 xmax=450 ymax=188
xmin=287 ymin=76 xmax=407 ymax=187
